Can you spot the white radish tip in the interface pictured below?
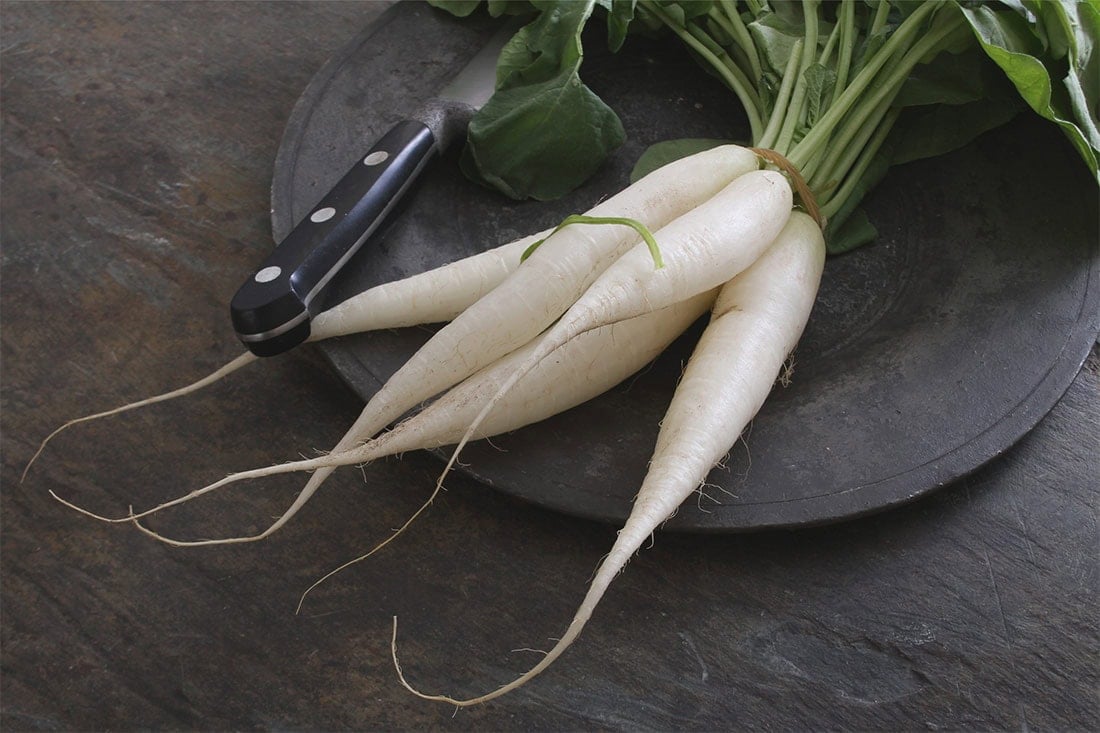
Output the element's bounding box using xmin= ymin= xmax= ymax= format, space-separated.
xmin=296 ymin=480 xmax=444 ymax=614
xmin=22 ymin=352 xmax=257 ymax=482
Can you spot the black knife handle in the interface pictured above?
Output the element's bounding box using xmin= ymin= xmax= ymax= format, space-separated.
xmin=231 ymin=120 xmax=436 ymax=356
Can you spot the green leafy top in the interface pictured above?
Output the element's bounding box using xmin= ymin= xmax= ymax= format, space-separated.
xmin=450 ymin=1 xmax=627 ymax=201
xmin=960 ymin=0 xmax=1099 ymax=176
xmin=430 ymin=0 xmax=1099 ymax=252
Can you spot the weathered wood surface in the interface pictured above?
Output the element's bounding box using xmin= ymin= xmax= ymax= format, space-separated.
xmin=1 ymin=2 xmax=1097 ymax=729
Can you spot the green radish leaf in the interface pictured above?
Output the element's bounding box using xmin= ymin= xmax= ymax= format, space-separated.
xmin=603 ymin=0 xmax=637 ymax=52
xmin=486 ymin=0 xmax=537 ymax=16
xmin=889 ymin=97 xmax=1023 ymax=165
xmin=629 ymin=138 xmax=733 ymax=183
xmin=748 ymin=11 xmax=804 ymax=77
xmin=803 ymin=63 xmax=836 ymax=127
xmin=823 ymin=143 xmax=893 ymax=253
xmin=851 ymin=28 xmax=888 ymax=78
xmin=461 ymin=0 xmax=626 ymax=200
xmin=462 ymin=74 xmax=626 ymax=200
xmin=825 ymin=208 xmax=878 ymax=255
xmin=427 ymin=0 xmax=484 ymax=18
xmin=492 ymin=21 xmax=544 ymax=87
xmin=888 ymin=43 xmax=1026 ymax=164
xmin=961 ymin=3 xmax=1099 ymax=179
xmin=493 ymin=2 xmax=587 ymax=87
xmin=767 ymin=0 xmax=806 ymax=28
xmin=896 ymin=46 xmax=1010 ymax=106
xmin=1032 ymin=1 xmax=1100 ymax=153
xmin=1022 ymin=0 xmax=1071 ymax=57
xmin=657 ymin=1 xmax=714 ymax=27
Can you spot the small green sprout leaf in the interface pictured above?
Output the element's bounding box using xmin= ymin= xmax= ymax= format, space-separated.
xmin=521 ymin=214 xmax=664 ymax=268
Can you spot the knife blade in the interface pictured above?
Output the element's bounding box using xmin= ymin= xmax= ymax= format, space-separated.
xmin=230 ymin=19 xmax=519 ymax=357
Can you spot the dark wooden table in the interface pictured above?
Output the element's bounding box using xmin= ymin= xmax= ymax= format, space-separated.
xmin=2 ymin=2 xmax=1097 ymax=729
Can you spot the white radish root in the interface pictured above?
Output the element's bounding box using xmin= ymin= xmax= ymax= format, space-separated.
xmin=210 ymin=145 xmax=762 ymax=544
xmin=309 ymin=229 xmax=546 ymax=338
xmin=57 ymin=291 xmax=717 ymax=544
xmin=23 ymin=352 xmax=257 ymax=482
xmin=434 ymin=169 xmax=793 ymax=499
xmin=395 ymin=211 xmax=825 ymax=706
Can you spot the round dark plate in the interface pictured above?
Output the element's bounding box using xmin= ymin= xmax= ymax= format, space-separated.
xmin=271 ymin=2 xmax=1099 ymax=531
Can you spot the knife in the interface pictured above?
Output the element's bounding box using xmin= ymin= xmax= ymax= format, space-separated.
xmin=230 ymin=19 xmax=519 ymax=357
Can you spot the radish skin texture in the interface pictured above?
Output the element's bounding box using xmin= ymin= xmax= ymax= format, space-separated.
xmin=353 ymin=291 xmax=717 ymax=451
xmin=399 ymin=211 xmax=826 ymax=706
xmin=209 ymin=145 xmax=762 ymax=544
xmin=309 ymin=229 xmax=547 ymax=339
xmin=439 ymin=169 xmax=793 ymax=487
xmin=86 ymin=291 xmax=717 ymax=540
xmin=332 ymin=144 xmax=761 ymax=442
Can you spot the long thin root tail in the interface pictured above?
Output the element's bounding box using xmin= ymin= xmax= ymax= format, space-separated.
xmin=126 ymin=459 xmax=342 ymax=547
xmin=391 ymin=543 xmax=627 ymax=706
xmin=23 ymin=352 xmax=257 ymax=482
xmin=50 ymin=428 xmax=390 ymax=545
xmin=296 ymin=476 xmax=447 ymax=613
xmin=433 ymin=324 xmax=580 ymax=502
xmin=48 ymin=453 xmax=325 ymax=525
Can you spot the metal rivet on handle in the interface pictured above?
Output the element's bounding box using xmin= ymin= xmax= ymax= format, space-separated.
xmin=364 ymin=151 xmax=389 ymax=166
xmin=255 ymin=266 xmax=281 ymax=283
xmin=310 ymin=207 xmax=336 ymax=223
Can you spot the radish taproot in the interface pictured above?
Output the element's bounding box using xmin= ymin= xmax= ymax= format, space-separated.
xmin=435 ymin=168 xmax=793 ymax=492
xmin=309 ymin=227 xmax=546 ymax=338
xmin=316 ymin=143 xmax=760 ymax=447
xmin=58 ymin=290 xmax=718 ymax=544
xmin=396 ymin=210 xmax=826 ymax=706
xmin=245 ymin=144 xmax=762 ymax=540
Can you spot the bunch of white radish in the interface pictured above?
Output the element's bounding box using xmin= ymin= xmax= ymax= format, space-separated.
xmin=36 ymin=144 xmax=825 ymax=704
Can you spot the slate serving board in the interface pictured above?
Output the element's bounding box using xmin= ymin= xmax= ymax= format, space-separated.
xmin=270 ymin=1 xmax=1100 ymax=531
